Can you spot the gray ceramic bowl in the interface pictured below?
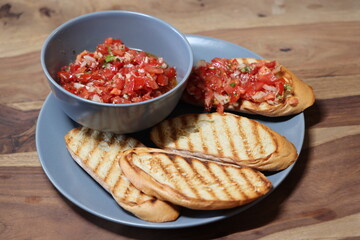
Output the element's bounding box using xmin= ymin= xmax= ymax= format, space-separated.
xmin=41 ymin=11 xmax=193 ymax=133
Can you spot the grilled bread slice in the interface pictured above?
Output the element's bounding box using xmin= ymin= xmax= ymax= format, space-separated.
xmin=150 ymin=112 xmax=298 ymax=171
xmin=182 ymin=58 xmax=315 ymax=116
xmin=64 ymin=127 xmax=179 ymax=222
xmin=119 ymin=147 xmax=272 ymax=210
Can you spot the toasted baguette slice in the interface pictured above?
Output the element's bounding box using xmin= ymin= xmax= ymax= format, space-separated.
xmin=150 ymin=112 xmax=298 ymax=171
xmin=182 ymin=58 xmax=315 ymax=117
xmin=64 ymin=127 xmax=179 ymax=222
xmin=119 ymin=148 xmax=272 ymax=210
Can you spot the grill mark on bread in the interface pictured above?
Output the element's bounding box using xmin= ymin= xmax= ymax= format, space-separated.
xmin=198 ymin=123 xmax=209 ymax=153
xmin=211 ymin=163 xmax=241 ymax=200
xmin=74 ymin=127 xmax=91 ymax=157
xmin=169 ymin=118 xmax=179 ymax=149
xmin=92 ymin=131 xmax=112 ymax=174
xmin=222 ymin=115 xmax=237 ymax=160
xmin=94 ymin=134 xmax=117 ymax=179
xmin=113 ymin=176 xmax=130 ymax=202
xmin=154 ymin=153 xmax=189 ymax=196
xmin=240 ymin=168 xmax=263 ymax=197
xmin=202 ymin=161 xmax=233 ymax=200
xmin=252 ymin=122 xmax=265 ymax=156
xmin=209 ymin=114 xmax=223 ymax=157
xmin=182 ymin=115 xmax=193 ymax=151
xmin=65 ymin=128 xmax=76 ymax=146
xmin=103 ymin=153 xmax=118 ymax=183
xmin=189 ymin=159 xmax=221 ymax=200
xmin=171 ymin=155 xmax=203 ymax=199
xmin=236 ymin=119 xmax=252 ymax=159
xmin=221 ymin=166 xmax=249 ymax=200
xmin=269 ymin=131 xmax=278 ymax=156
xmin=236 ymin=169 xmax=253 ymax=199
xmin=183 ymin=156 xmax=218 ymax=200
xmin=83 ymin=128 xmax=101 ymax=165
xmin=154 ymin=153 xmax=199 ymax=199
xmin=186 ymin=114 xmax=205 ymax=153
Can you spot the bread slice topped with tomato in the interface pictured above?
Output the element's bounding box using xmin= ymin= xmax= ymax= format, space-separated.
xmin=150 ymin=112 xmax=298 ymax=171
xmin=183 ymin=58 xmax=315 ymax=116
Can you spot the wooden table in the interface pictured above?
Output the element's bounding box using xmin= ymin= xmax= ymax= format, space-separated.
xmin=1 ymin=1 xmax=359 ymax=239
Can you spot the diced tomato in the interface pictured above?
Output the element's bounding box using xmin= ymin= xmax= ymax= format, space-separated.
xmin=102 ymin=94 xmax=113 ymax=103
xmin=134 ymin=51 xmax=147 ymax=64
xmin=131 ymin=96 xmax=143 ymax=103
xmin=123 ymin=77 xmax=135 ymax=94
xmin=144 ymin=65 xmax=164 ymax=74
xmin=76 ymin=73 xmax=91 ymax=83
xmin=133 ymin=76 xmax=146 ymax=90
xmin=145 ymin=77 xmax=159 ymax=89
xmin=104 ymin=38 xmax=113 ymax=44
xmin=204 ymin=90 xmax=214 ymax=110
xmin=265 ymin=60 xmax=276 ymax=68
xmin=57 ymin=38 xmax=177 ymax=103
xmin=96 ymin=44 xmax=108 ymax=55
xmin=216 ymin=104 xmax=224 ymax=114
xmin=253 ymin=81 xmax=265 ymax=91
xmin=164 ymin=67 xmax=176 ymax=79
xmin=185 ymin=58 xmax=289 ymax=113
xmin=275 ymin=78 xmax=285 ymax=95
xmin=58 ymin=71 xmax=73 ymax=81
xmin=110 ymin=88 xmax=121 ymax=95
xmin=157 ymin=74 xmax=168 ymax=86
xmin=100 ymin=68 xmax=115 ymax=80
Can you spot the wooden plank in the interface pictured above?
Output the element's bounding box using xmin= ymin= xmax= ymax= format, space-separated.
xmin=257 ymin=213 xmax=360 ymax=240
xmin=0 ymin=104 xmax=38 ymax=154
xmin=1 ymin=1 xmax=360 ymax=58
xmin=306 ymin=96 xmax=360 ymax=128
xmin=0 ymin=152 xmax=40 ymax=167
xmin=5 ymin=101 xmax=44 ymax=111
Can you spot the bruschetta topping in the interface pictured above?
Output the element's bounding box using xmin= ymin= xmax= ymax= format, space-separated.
xmin=57 ymin=38 xmax=177 ymax=104
xmin=185 ymin=58 xmax=293 ymax=113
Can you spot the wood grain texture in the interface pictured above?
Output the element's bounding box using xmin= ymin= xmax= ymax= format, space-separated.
xmin=1 ymin=0 xmax=359 ymax=239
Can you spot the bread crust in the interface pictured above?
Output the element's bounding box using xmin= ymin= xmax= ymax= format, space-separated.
xmin=119 ymin=148 xmax=272 ymax=210
xmin=65 ymin=128 xmax=179 ymax=223
xmin=182 ymin=58 xmax=315 ymax=117
xmin=150 ymin=112 xmax=298 ymax=171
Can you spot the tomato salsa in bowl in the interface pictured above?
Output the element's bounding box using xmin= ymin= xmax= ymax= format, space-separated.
xmin=41 ymin=11 xmax=193 ymax=133
xmin=58 ymin=37 xmax=178 ymax=104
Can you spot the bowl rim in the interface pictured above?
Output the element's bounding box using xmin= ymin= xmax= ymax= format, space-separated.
xmin=40 ymin=10 xmax=194 ymax=107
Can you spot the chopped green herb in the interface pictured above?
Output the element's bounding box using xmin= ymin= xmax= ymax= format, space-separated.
xmin=240 ymin=66 xmax=251 ymax=73
xmin=107 ymin=47 xmax=112 ymax=53
xmin=284 ymin=84 xmax=292 ymax=91
xmin=105 ymin=54 xmax=116 ymax=62
xmin=230 ymin=82 xmax=236 ymax=87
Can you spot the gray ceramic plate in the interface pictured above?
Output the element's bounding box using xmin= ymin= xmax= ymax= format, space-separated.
xmin=36 ymin=34 xmax=305 ymax=229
